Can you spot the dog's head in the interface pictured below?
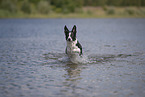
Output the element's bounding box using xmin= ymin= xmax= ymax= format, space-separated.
xmin=64 ymin=25 xmax=77 ymax=42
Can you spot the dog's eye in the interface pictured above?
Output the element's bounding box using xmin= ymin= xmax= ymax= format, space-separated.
xmin=65 ymin=31 xmax=68 ymax=33
xmin=65 ymin=31 xmax=68 ymax=35
xmin=67 ymin=32 xmax=69 ymax=36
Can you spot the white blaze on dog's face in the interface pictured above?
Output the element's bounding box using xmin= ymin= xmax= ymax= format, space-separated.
xmin=64 ymin=25 xmax=76 ymax=42
xmin=67 ymin=32 xmax=72 ymax=41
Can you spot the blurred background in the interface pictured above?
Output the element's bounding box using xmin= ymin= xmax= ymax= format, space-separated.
xmin=0 ymin=0 xmax=145 ymax=18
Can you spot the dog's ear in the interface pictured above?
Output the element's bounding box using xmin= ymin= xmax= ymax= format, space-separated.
xmin=64 ymin=25 xmax=69 ymax=33
xmin=72 ymin=25 xmax=76 ymax=33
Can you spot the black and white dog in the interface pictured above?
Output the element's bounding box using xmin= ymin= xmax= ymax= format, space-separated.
xmin=64 ymin=25 xmax=83 ymax=59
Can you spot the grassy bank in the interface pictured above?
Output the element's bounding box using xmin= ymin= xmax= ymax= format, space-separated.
xmin=0 ymin=6 xmax=145 ymax=18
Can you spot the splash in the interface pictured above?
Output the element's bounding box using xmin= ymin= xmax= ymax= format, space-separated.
xmin=68 ymin=54 xmax=89 ymax=64
xmin=43 ymin=52 xmax=134 ymax=65
xmin=43 ymin=52 xmax=89 ymax=64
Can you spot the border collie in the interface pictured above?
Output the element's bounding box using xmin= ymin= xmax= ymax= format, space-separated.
xmin=64 ymin=25 xmax=83 ymax=59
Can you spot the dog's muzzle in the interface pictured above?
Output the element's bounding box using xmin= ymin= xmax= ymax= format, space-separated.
xmin=67 ymin=38 xmax=72 ymax=42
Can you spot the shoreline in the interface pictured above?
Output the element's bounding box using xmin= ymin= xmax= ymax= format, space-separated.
xmin=0 ymin=7 xmax=145 ymax=18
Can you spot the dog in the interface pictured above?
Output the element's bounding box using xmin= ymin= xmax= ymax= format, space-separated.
xmin=64 ymin=25 xmax=83 ymax=59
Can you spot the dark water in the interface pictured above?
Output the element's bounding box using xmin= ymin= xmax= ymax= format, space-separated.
xmin=0 ymin=19 xmax=145 ymax=97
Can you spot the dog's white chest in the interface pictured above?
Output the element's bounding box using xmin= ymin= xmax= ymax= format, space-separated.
xmin=66 ymin=40 xmax=80 ymax=56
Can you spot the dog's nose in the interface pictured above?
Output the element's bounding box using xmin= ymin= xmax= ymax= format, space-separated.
xmin=68 ymin=38 xmax=71 ymax=41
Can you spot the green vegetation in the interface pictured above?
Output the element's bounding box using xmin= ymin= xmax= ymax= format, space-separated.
xmin=21 ymin=0 xmax=31 ymax=14
xmin=0 ymin=0 xmax=145 ymax=18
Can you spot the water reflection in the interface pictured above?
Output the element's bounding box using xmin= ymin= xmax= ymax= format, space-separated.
xmin=64 ymin=63 xmax=81 ymax=80
xmin=42 ymin=52 xmax=84 ymax=96
xmin=61 ymin=63 xmax=83 ymax=96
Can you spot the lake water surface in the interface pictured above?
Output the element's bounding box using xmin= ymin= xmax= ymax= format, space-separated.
xmin=0 ymin=19 xmax=145 ymax=97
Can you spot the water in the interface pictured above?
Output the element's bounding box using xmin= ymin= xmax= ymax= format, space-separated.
xmin=0 ymin=19 xmax=145 ymax=97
